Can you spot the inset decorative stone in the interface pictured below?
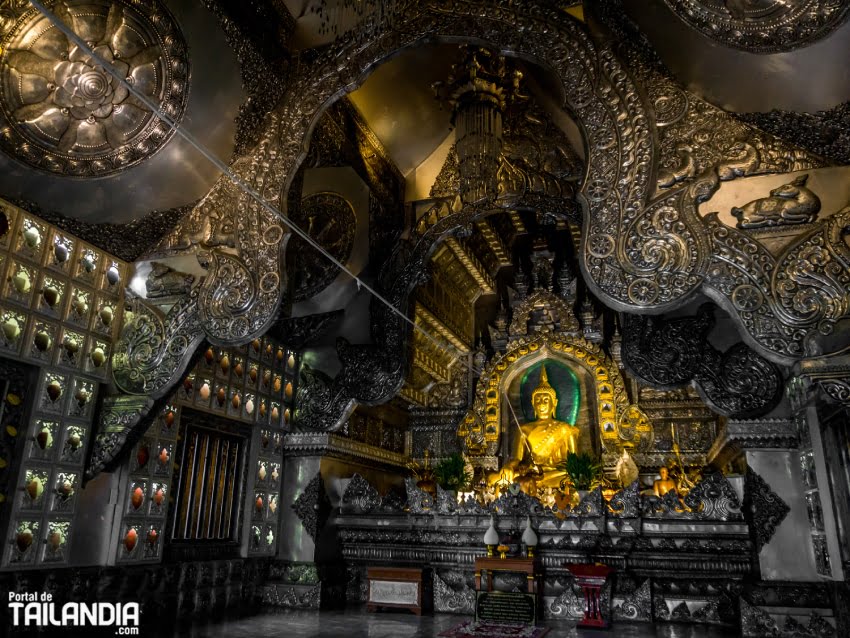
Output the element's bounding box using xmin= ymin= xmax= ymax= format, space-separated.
xmin=57 ymin=478 xmax=73 ymax=499
xmin=35 ymin=426 xmax=52 ymax=450
xmin=53 ymin=242 xmax=69 ymax=263
xmin=45 ymin=379 xmax=62 ymax=402
xmin=106 ymin=265 xmax=120 ymax=286
xmin=12 ymin=268 xmax=30 ymax=293
xmin=81 ymin=253 xmax=96 ymax=273
xmin=48 ymin=528 xmax=63 ymax=550
xmin=98 ymin=306 xmax=114 ymax=327
xmin=74 ymin=388 xmax=90 ymax=407
xmin=124 ymin=528 xmax=138 ymax=553
xmin=136 ymin=444 xmax=149 ymax=469
xmin=71 ymin=294 xmax=88 ymax=317
xmin=41 ymin=284 xmax=60 ymax=307
xmin=16 ymin=527 xmax=33 ymax=552
xmin=131 ymin=486 xmax=143 ymax=510
xmin=22 ymin=226 xmax=40 ymax=249
xmin=67 ymin=430 xmax=82 ymax=450
xmin=63 ymin=335 xmax=80 ymax=358
xmin=26 ymin=477 xmax=43 ymax=501
xmin=34 ymin=330 xmax=52 ymax=352
xmin=2 ymin=317 xmax=20 ymax=341
xmin=90 ymin=346 xmax=106 ymax=367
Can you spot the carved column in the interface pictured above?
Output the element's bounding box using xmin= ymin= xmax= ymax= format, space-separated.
xmin=709 ymin=419 xmax=811 ymax=580
xmin=268 ymin=432 xmax=409 ymax=609
xmin=789 ymin=357 xmax=850 ymax=581
xmin=268 ymin=441 xmax=324 ymax=609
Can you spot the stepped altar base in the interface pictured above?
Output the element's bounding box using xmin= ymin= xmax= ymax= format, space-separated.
xmin=334 ymin=472 xmax=750 ymax=628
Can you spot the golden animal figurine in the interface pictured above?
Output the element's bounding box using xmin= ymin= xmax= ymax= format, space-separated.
xmin=507 ymin=366 xmax=580 ymax=488
xmin=653 ymin=466 xmax=677 ymax=497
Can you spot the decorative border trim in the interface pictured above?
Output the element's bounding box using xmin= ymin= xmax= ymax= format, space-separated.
xmin=283 ymin=432 xmax=409 ymax=468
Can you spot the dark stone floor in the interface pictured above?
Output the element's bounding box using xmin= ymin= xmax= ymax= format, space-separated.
xmin=179 ymin=608 xmax=735 ymax=638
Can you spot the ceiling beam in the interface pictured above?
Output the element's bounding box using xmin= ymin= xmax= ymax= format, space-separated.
xmin=415 ymin=304 xmax=471 ymax=355
xmin=475 ymin=219 xmax=513 ymax=271
xmin=444 ymin=237 xmax=495 ymax=297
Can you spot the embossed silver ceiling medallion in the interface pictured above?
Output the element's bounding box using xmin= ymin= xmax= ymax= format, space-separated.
xmin=291 ymin=192 xmax=357 ymax=302
xmin=0 ymin=0 xmax=190 ymax=177
xmin=664 ymin=0 xmax=850 ymax=53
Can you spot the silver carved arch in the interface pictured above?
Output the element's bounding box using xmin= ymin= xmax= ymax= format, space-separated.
xmin=87 ymin=0 xmax=850 ymax=479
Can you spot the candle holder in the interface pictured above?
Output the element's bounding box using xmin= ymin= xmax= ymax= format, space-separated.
xmin=486 ymin=544 xmax=495 ymax=557
xmin=522 ymin=515 xmax=538 ymax=559
xmin=497 ymin=544 xmax=509 ymax=559
xmin=483 ymin=514 xmax=499 ymax=556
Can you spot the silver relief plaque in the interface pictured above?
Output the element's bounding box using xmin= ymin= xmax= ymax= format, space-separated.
xmin=369 ymin=580 xmax=419 ymax=605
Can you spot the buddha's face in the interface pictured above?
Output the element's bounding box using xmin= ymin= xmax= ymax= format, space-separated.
xmin=659 ymin=467 xmax=669 ymax=480
xmin=532 ymin=393 xmax=556 ymax=420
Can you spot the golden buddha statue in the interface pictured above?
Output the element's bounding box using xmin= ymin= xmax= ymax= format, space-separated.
xmin=507 ymin=366 xmax=580 ymax=488
xmin=653 ymin=466 xmax=677 ymax=497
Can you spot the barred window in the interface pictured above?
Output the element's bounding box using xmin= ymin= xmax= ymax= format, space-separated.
xmin=172 ymin=421 xmax=245 ymax=542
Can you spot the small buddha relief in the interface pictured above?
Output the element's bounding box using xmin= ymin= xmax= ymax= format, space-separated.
xmin=653 ymin=466 xmax=677 ymax=497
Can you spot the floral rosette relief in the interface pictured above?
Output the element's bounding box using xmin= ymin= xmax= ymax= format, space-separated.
xmin=0 ymin=0 xmax=189 ymax=176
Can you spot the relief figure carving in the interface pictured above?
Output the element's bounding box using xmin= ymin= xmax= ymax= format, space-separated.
xmin=731 ymin=174 xmax=821 ymax=229
xmin=657 ymin=143 xmax=696 ymax=189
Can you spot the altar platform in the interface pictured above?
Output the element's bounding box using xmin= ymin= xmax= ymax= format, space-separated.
xmin=326 ymin=472 xmax=752 ymax=630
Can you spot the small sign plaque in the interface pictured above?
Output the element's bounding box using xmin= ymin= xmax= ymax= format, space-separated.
xmin=475 ymin=591 xmax=537 ymax=625
xmin=369 ymin=580 xmax=419 ymax=605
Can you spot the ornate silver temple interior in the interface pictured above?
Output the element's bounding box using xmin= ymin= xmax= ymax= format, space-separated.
xmin=0 ymin=1 xmax=849 ymax=636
